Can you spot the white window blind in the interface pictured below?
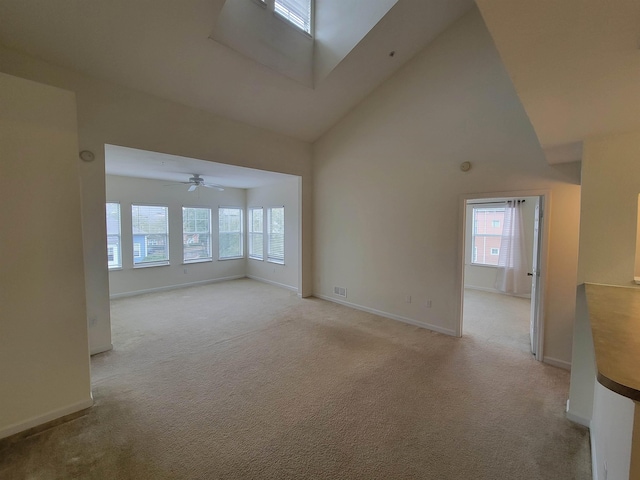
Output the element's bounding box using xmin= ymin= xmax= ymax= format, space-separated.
xmin=106 ymin=202 xmax=121 ymax=269
xmin=248 ymin=207 xmax=264 ymax=260
xmin=132 ymin=205 xmax=169 ymax=266
xmin=219 ymin=207 xmax=244 ymax=259
xmin=183 ymin=207 xmax=212 ymax=263
xmin=274 ymin=0 xmax=312 ymax=34
xmin=267 ymin=207 xmax=284 ymax=264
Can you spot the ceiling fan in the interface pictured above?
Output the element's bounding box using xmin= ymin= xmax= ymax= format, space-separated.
xmin=166 ymin=174 xmax=224 ymax=192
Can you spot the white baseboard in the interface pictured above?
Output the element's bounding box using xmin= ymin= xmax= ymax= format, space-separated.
xmin=109 ymin=275 xmax=245 ymax=299
xmin=591 ymin=421 xmax=598 ymax=480
xmin=566 ymin=409 xmax=591 ymax=428
xmin=0 ymin=397 xmax=93 ymax=440
xmin=314 ymin=294 xmax=456 ymax=336
xmin=543 ymin=356 xmax=571 ymax=370
xmin=246 ymin=275 xmax=298 ymax=293
xmin=90 ymin=343 xmax=113 ymax=356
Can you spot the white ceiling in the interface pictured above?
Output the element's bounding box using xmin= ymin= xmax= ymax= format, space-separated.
xmin=477 ymin=0 xmax=640 ymax=161
xmin=0 ymin=0 xmax=474 ymax=142
xmin=105 ymin=145 xmax=297 ymax=188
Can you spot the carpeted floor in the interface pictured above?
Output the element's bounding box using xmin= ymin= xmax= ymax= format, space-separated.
xmin=0 ymin=279 xmax=590 ymax=479
xmin=463 ymin=288 xmax=532 ymax=355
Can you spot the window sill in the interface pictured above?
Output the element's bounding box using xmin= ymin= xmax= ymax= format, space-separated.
xmin=108 ymin=267 xmax=122 ymax=271
xmin=218 ymin=256 xmax=244 ymax=261
xmin=183 ymin=259 xmax=213 ymax=265
xmin=249 ymin=256 xmax=264 ymax=261
xmin=267 ymin=259 xmax=285 ymax=265
xmin=469 ymin=263 xmax=499 ymax=269
xmin=133 ymin=262 xmax=170 ymax=269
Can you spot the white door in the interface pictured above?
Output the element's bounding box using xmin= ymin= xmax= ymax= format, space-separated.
xmin=529 ymin=199 xmax=542 ymax=356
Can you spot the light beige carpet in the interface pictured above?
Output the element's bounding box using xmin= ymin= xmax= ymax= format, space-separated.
xmin=0 ymin=279 xmax=590 ymax=479
xmin=463 ymin=288 xmax=532 ymax=354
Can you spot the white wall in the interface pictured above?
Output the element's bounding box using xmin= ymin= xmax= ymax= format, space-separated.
xmin=314 ymin=0 xmax=397 ymax=84
xmin=313 ymin=7 xmax=581 ymax=363
xmin=211 ymin=0 xmax=313 ymax=87
xmin=567 ymin=284 xmax=596 ymax=427
xmin=578 ymin=131 xmax=640 ymax=287
xmin=0 ymin=73 xmax=92 ymax=439
xmin=106 ymin=175 xmax=247 ymax=297
xmin=247 ymin=177 xmax=301 ymax=291
xmin=571 ymin=130 xmax=640 ymax=479
xmin=591 ymin=382 xmax=635 ymax=480
xmin=464 ymin=197 xmax=536 ymax=295
xmin=0 ymin=44 xmax=313 ymax=356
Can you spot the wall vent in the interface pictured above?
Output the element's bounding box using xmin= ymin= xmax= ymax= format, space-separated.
xmin=334 ymin=286 xmax=347 ymax=298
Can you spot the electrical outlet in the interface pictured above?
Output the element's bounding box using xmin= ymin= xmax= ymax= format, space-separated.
xmin=405 ymin=295 xmax=411 ymax=303
xmin=425 ymin=300 xmax=432 ymax=308
xmin=183 ymin=268 xmax=188 ymax=274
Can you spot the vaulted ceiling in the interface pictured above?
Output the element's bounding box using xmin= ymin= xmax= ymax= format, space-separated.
xmin=0 ymin=0 xmax=474 ymax=142
xmin=4 ymin=0 xmax=636 ymax=167
xmin=477 ymin=0 xmax=640 ymax=163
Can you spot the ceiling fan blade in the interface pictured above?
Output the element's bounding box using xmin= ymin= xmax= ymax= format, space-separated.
xmin=188 ymin=184 xmax=197 ymax=192
xmin=163 ymin=181 xmax=193 ymax=186
xmin=203 ymin=184 xmax=225 ymax=191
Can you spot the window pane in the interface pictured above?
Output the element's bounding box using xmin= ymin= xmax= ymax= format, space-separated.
xmin=183 ymin=207 xmax=212 ymax=262
xmin=248 ymin=208 xmax=264 ymax=260
xmin=106 ymin=203 xmax=121 ymax=269
xmin=472 ymin=207 xmax=504 ymax=266
xmin=268 ymin=207 xmax=284 ymax=264
xmin=275 ymin=0 xmax=312 ymax=33
xmin=132 ymin=205 xmax=169 ymax=265
xmin=219 ymin=207 xmax=243 ymax=259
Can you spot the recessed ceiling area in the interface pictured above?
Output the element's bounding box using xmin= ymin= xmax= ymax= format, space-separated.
xmin=105 ymin=145 xmax=298 ymax=189
xmin=210 ymin=0 xmax=399 ymax=87
xmin=0 ymin=0 xmax=474 ymax=141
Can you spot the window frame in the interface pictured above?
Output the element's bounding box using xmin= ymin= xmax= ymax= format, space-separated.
xmin=254 ymin=0 xmax=313 ymax=37
xmin=248 ymin=207 xmax=264 ymax=261
xmin=267 ymin=206 xmax=285 ymax=265
xmin=106 ymin=202 xmax=122 ymax=270
xmin=182 ymin=206 xmax=213 ymax=264
xmin=471 ymin=206 xmax=504 ymax=267
xmin=218 ymin=206 xmax=244 ymax=260
xmin=131 ymin=204 xmax=170 ymax=268
xmin=274 ymin=0 xmax=313 ymax=35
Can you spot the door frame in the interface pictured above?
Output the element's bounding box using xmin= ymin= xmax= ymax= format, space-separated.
xmin=455 ymin=189 xmax=551 ymax=362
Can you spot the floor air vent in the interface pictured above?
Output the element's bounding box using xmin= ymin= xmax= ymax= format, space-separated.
xmin=334 ymin=286 xmax=347 ymax=298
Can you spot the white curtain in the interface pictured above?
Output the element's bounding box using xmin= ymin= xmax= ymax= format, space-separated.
xmin=494 ymin=200 xmax=530 ymax=295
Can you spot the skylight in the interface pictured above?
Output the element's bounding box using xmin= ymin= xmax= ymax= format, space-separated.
xmin=274 ymin=0 xmax=312 ymax=35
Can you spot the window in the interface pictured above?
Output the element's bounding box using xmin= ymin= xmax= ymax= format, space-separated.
xmin=219 ymin=207 xmax=243 ymax=259
xmin=472 ymin=207 xmax=504 ymax=266
xmin=183 ymin=207 xmax=212 ymax=263
xmin=274 ymin=0 xmax=312 ymax=34
xmin=267 ymin=207 xmax=285 ymax=264
xmin=248 ymin=207 xmax=264 ymax=260
xmin=106 ymin=202 xmax=121 ymax=269
xmin=131 ymin=205 xmax=169 ymax=266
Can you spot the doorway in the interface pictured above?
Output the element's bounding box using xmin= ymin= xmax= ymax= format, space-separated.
xmin=459 ymin=193 xmax=546 ymax=361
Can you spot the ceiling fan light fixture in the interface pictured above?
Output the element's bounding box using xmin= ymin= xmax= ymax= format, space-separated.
xmin=163 ymin=173 xmax=225 ymax=192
